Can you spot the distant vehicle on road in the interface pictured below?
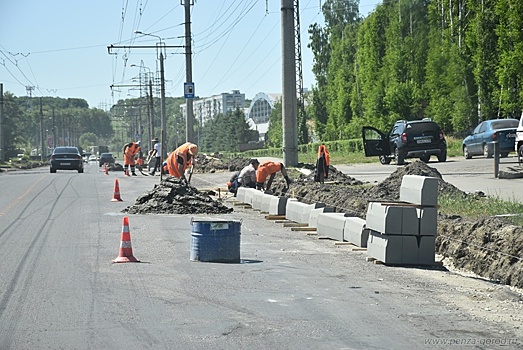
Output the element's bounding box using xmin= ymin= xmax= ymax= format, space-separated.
xmin=89 ymin=155 xmax=97 ymax=162
xmin=99 ymin=153 xmax=115 ymax=167
xmin=462 ymin=118 xmax=518 ymax=159
xmin=50 ymin=147 xmax=84 ymax=173
xmin=362 ymin=119 xmax=447 ymax=165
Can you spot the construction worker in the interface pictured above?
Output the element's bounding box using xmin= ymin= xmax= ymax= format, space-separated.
xmin=149 ymin=137 xmax=161 ymax=176
xmin=314 ymin=143 xmax=330 ymax=183
xmin=238 ymin=158 xmax=260 ymax=188
xmin=123 ymin=141 xmax=141 ymax=176
xmin=255 ymin=160 xmax=293 ymax=192
xmin=166 ymin=142 xmax=198 ymax=184
xmin=227 ymin=158 xmax=260 ymax=196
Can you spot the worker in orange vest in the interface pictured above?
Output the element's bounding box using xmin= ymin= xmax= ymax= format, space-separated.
xmin=123 ymin=141 xmax=141 ymax=176
xmin=315 ymin=143 xmax=330 ymax=183
xmin=166 ymin=142 xmax=198 ymax=184
xmin=255 ymin=160 xmax=293 ymax=192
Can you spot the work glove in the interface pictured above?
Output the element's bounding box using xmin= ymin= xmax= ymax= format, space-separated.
xmin=181 ymin=175 xmax=188 ymax=185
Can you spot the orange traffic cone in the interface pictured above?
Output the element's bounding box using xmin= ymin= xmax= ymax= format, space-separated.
xmin=113 ymin=217 xmax=140 ymax=263
xmin=125 ymin=168 xmax=130 ymax=177
xmin=111 ymin=179 xmax=123 ymax=202
xmin=104 ymin=163 xmax=109 ymax=175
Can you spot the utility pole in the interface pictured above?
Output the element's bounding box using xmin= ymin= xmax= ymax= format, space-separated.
xmin=52 ymin=108 xmax=56 ymax=149
xmin=0 ymin=83 xmax=4 ymax=162
xmin=159 ymin=49 xmax=167 ymax=161
xmin=282 ymin=0 xmax=298 ymax=166
xmin=148 ymin=79 xmax=154 ymax=151
xmin=40 ymin=98 xmax=45 ymax=161
xmin=183 ymin=0 xmax=195 ymax=143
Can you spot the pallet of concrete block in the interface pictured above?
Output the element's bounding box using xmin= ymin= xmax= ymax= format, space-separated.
xmin=367 ymin=232 xmax=436 ymax=265
xmin=364 ymin=174 xmax=439 ymax=265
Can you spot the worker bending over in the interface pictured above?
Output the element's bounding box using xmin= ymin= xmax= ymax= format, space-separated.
xmin=123 ymin=141 xmax=141 ymax=176
xmin=166 ymin=142 xmax=198 ymax=184
xmin=256 ymin=160 xmax=292 ymax=191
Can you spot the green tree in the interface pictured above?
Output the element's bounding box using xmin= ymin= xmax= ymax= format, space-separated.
xmin=266 ymin=101 xmax=283 ymax=148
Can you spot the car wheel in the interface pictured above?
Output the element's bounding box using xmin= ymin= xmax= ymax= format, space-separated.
xmin=437 ymin=150 xmax=447 ymax=162
xmin=519 ymin=145 xmax=523 ymax=164
xmin=500 ymin=152 xmax=509 ymax=158
xmin=463 ymin=145 xmax=472 ymax=159
xmin=483 ymin=144 xmax=492 ymax=158
xmin=379 ymin=155 xmax=391 ymax=165
xmin=420 ymin=155 xmax=430 ymax=163
xmin=395 ymin=147 xmax=405 ymax=165
xmin=78 ymin=168 xmax=84 ymax=173
xmin=50 ymin=168 xmax=56 ymax=173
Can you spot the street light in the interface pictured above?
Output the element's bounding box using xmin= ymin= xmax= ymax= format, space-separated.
xmin=135 ymin=30 xmax=167 ymax=177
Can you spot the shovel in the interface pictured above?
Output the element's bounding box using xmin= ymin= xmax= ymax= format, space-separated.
xmin=186 ymin=165 xmax=194 ymax=185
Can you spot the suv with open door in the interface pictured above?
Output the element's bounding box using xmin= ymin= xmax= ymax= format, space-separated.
xmin=362 ymin=119 xmax=447 ymax=165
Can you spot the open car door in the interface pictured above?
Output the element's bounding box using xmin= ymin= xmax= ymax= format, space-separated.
xmin=362 ymin=126 xmax=390 ymax=157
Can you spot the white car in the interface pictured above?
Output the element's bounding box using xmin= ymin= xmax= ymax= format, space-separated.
xmin=89 ymin=155 xmax=98 ymax=162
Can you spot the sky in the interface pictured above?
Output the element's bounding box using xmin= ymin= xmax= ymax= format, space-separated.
xmin=0 ymin=0 xmax=380 ymax=110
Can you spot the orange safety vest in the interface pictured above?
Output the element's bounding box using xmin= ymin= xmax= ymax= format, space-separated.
xmin=124 ymin=143 xmax=141 ymax=165
xmin=166 ymin=142 xmax=195 ymax=178
xmin=255 ymin=161 xmax=282 ymax=183
xmin=318 ymin=144 xmax=330 ymax=166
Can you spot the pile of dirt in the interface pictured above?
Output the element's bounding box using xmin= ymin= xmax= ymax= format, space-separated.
xmin=194 ymin=154 xmax=252 ymax=173
xmin=438 ymin=216 xmax=523 ymax=288
xmin=122 ymin=177 xmax=233 ymax=215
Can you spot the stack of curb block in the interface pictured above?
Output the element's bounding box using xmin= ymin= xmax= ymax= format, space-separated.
xmin=365 ymin=175 xmax=438 ymax=265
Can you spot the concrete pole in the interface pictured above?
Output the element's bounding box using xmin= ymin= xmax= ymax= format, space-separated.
xmin=281 ymin=0 xmax=299 ymax=167
xmin=148 ymin=79 xmax=154 ymax=151
xmin=160 ymin=51 xmax=166 ymax=161
xmin=40 ymin=98 xmax=45 ymax=161
xmin=0 ymin=83 xmax=4 ymax=162
xmin=184 ymin=0 xmax=194 ymax=143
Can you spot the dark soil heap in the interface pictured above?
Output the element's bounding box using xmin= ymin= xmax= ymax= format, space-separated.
xmin=122 ymin=176 xmax=233 ymax=215
xmin=194 ymin=154 xmax=251 ymax=173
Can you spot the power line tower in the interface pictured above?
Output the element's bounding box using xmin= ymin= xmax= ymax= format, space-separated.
xmin=294 ymin=0 xmax=309 ymax=144
xmin=26 ymin=86 xmax=35 ymax=110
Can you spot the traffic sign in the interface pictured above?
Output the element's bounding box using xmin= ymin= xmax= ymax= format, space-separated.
xmin=184 ymin=82 xmax=195 ymax=99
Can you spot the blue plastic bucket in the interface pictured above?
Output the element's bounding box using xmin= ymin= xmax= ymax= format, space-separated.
xmin=190 ymin=219 xmax=241 ymax=263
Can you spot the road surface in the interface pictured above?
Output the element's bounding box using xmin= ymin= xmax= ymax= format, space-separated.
xmin=0 ymin=161 xmax=521 ymax=349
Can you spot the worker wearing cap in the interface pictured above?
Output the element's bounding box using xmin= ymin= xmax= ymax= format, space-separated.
xmin=255 ymin=160 xmax=293 ymax=191
xmin=149 ymin=137 xmax=162 ymax=176
xmin=238 ymin=158 xmax=260 ymax=189
xmin=166 ymin=142 xmax=198 ymax=183
xmin=123 ymin=141 xmax=141 ymax=176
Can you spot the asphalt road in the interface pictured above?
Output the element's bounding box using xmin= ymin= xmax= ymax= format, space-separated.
xmin=0 ymin=160 xmax=521 ymax=349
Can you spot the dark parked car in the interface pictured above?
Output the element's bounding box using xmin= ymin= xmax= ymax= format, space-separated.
xmin=99 ymin=153 xmax=115 ymax=167
xmin=362 ymin=119 xmax=447 ymax=165
xmin=462 ymin=118 xmax=518 ymax=159
xmin=50 ymin=147 xmax=84 ymax=173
